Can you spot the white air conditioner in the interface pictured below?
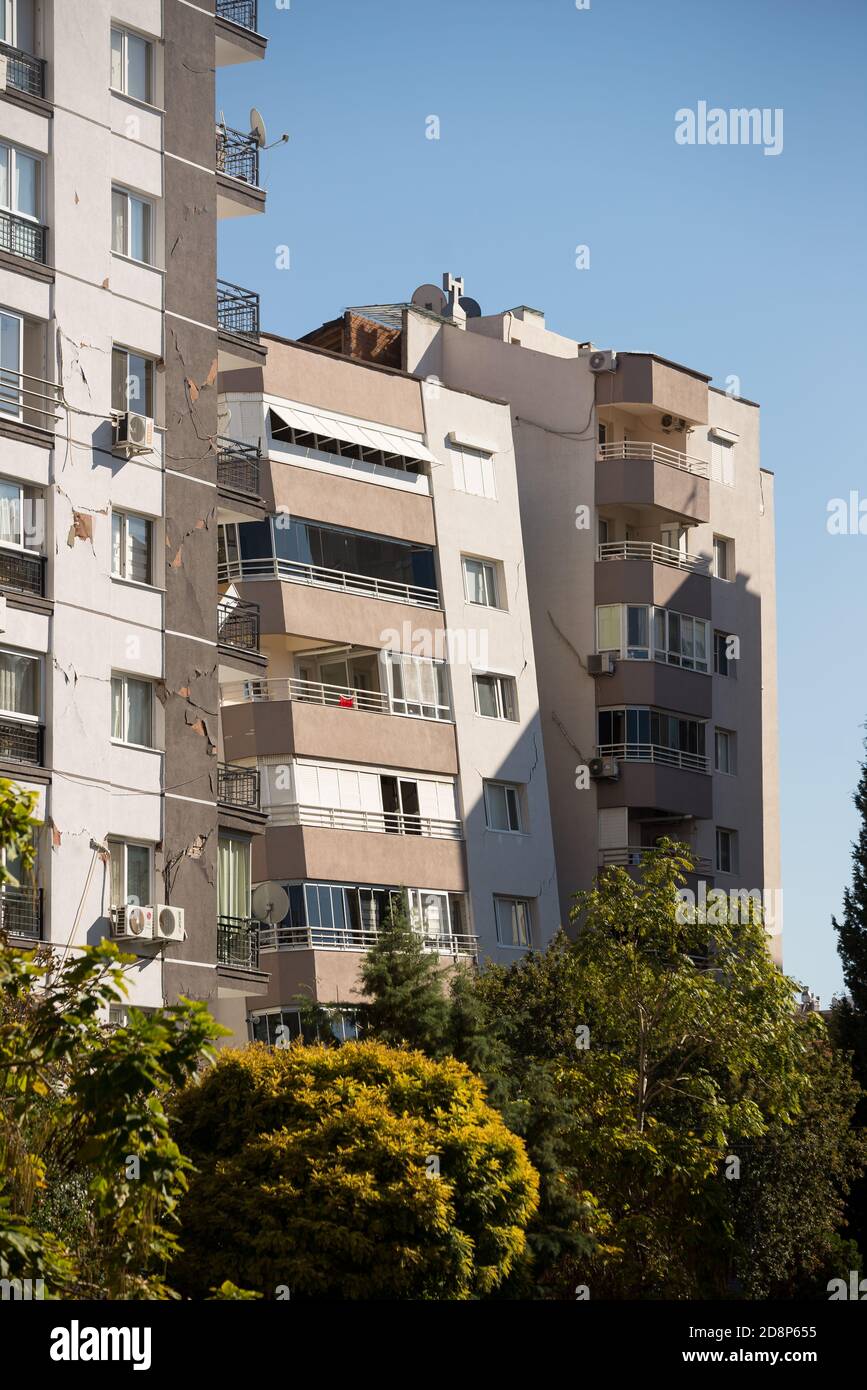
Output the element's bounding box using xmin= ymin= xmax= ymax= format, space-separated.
xmin=113 ymin=411 xmax=155 ymax=455
xmin=587 ymin=653 xmax=616 ymax=676
xmin=588 ymin=350 xmax=618 ymax=373
xmin=112 ymin=904 xmax=155 ymax=940
xmin=589 ymin=756 xmax=620 ymax=782
xmin=154 ymin=904 xmax=186 ymax=942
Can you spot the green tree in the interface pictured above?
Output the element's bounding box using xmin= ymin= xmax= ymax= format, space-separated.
xmin=358 ymin=897 xmax=451 ymax=1054
xmin=170 ymin=1040 xmax=539 ymax=1300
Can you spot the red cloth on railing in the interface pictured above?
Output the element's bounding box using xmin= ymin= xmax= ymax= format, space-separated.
xmin=338 ymin=695 xmax=355 ymax=708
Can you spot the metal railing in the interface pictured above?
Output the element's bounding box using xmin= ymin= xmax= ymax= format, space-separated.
xmin=217 ymin=279 xmax=260 ymax=337
xmin=258 ymin=921 xmax=478 ymax=957
xmin=216 ymin=125 xmax=260 ymax=186
xmin=0 ymin=41 xmax=46 ymax=98
xmin=0 ymin=209 xmax=47 ymax=264
xmin=598 ymin=440 xmax=709 ymax=477
xmin=597 ymin=540 xmax=710 ymax=574
xmin=0 ymin=367 xmax=63 ymax=432
xmin=217 ymin=597 xmax=261 ymax=652
xmin=0 ymin=549 xmax=45 ymax=597
xmin=216 ymin=0 xmax=259 ymax=31
xmin=217 ymin=762 xmax=261 ymax=809
xmin=0 ymin=886 xmax=42 ymax=939
xmin=268 ymin=802 xmax=462 ymax=840
xmin=218 ymin=554 xmax=441 ymax=610
xmin=221 ymin=675 xmax=390 ymax=714
xmin=217 ymin=438 xmax=261 ymax=495
xmin=0 ymin=719 xmax=43 ymax=766
xmin=599 ymin=846 xmax=713 ymax=871
xmin=597 ymin=742 xmax=709 ymax=775
xmin=217 ymin=914 xmax=260 ymax=969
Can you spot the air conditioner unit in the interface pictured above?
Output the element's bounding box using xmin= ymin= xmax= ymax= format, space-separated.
xmin=112 ymin=904 xmax=155 ymax=940
xmin=589 ymin=756 xmax=620 ymax=782
xmin=154 ymin=904 xmax=186 ymax=942
xmin=587 ymin=653 xmax=616 ymax=676
xmin=113 ymin=411 xmax=155 ymax=456
xmin=661 ymin=414 xmax=687 ymax=432
xmin=588 ymin=349 xmax=618 ymax=374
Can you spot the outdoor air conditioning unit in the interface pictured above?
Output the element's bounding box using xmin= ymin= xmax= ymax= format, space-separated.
xmin=589 ymin=756 xmax=620 ymax=782
xmin=113 ymin=411 xmax=155 ymax=456
xmin=588 ymin=349 xmax=618 ymax=373
xmin=112 ymin=904 xmax=155 ymax=940
xmin=154 ymin=904 xmax=186 ymax=943
xmin=661 ymin=414 xmax=687 ymax=432
xmin=587 ymin=653 xmax=616 ymax=676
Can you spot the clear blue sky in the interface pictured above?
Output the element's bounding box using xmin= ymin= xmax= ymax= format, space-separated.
xmin=218 ymin=0 xmax=867 ymax=1004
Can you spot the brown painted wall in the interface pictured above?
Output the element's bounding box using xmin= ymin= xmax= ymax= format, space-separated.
xmin=265 ymin=458 xmax=437 ymax=546
xmin=261 ymin=337 xmax=426 ymax=433
xmin=254 ymin=825 xmax=468 ymax=892
xmin=596 ymin=458 xmax=710 ymax=523
xmin=222 ymin=699 xmax=459 ymax=774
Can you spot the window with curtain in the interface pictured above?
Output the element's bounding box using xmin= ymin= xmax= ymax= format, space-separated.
xmin=0 ymin=142 xmax=40 ymax=220
xmin=494 ymin=896 xmax=532 ymax=948
xmin=111 ymin=187 xmax=153 ymax=264
xmin=0 ymin=649 xmax=38 ymax=718
xmin=109 ymin=841 xmax=151 ymax=907
xmin=386 ymin=651 xmax=451 ymax=720
xmin=112 ymin=347 xmax=154 ymax=415
xmin=484 ymin=781 xmax=522 ymax=832
xmin=111 ymin=511 xmax=151 ymax=583
xmin=218 ymin=837 xmax=251 ymax=920
xmin=462 ymin=556 xmax=499 ymax=607
xmin=111 ymin=674 xmax=152 ymax=747
xmin=473 ymin=673 xmax=517 ymax=721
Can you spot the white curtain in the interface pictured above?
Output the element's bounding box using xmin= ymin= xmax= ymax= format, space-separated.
xmin=0 ymin=652 xmax=35 ymax=716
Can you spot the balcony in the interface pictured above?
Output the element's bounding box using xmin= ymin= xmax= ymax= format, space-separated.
xmin=217 ymin=0 xmax=259 ymax=30
xmin=221 ymin=554 xmax=440 ymax=610
xmin=217 ymin=597 xmax=261 ymax=653
xmin=217 ymin=913 xmax=259 ymax=969
xmin=215 ymin=2 xmax=267 ymax=68
xmin=216 ymin=126 xmax=265 ymax=218
xmin=0 ymin=886 xmax=42 ymax=940
xmin=225 ymin=675 xmax=388 ymax=714
xmin=269 ymin=803 xmax=462 ymax=841
xmin=0 ymin=209 xmax=47 ymax=265
xmin=217 ymin=761 xmax=260 ymax=809
xmin=598 ymin=846 xmax=713 ymax=872
xmin=597 ymin=742 xmax=709 ymax=774
xmin=0 ymin=719 xmax=43 ymax=766
xmin=217 ymin=279 xmax=260 ymax=336
xmin=596 ymin=442 xmax=710 ymax=524
xmin=598 ymin=441 xmax=708 ymax=477
xmin=217 ymin=438 xmax=261 ymax=498
xmin=0 ymin=549 xmax=45 ymax=598
xmin=597 ymin=540 xmax=709 ymax=575
xmin=0 ymin=369 xmax=63 ymax=436
xmin=258 ymin=920 xmax=478 ymax=959
xmin=0 ymin=41 xmax=46 ymax=100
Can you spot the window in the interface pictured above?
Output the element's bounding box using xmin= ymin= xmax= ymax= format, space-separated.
xmin=597 ymin=422 xmax=608 ymax=446
xmin=218 ymin=836 xmax=251 ymax=920
xmin=596 ymin=604 xmax=710 ymax=673
xmin=111 ymin=186 xmax=153 ymax=264
xmin=450 ymin=443 xmax=496 ymax=500
xmin=111 ymin=347 xmax=154 ymax=416
xmin=0 ymin=478 xmax=39 ymax=551
xmin=714 ymin=630 xmax=737 ymax=677
xmin=484 ymin=781 xmax=523 ymax=833
xmin=385 ymin=651 xmax=451 ymax=721
xmin=715 ymin=728 xmax=736 ymax=775
xmin=473 ymin=673 xmax=517 ymax=721
xmin=598 ymin=706 xmax=707 ymax=768
xmin=111 ymin=674 xmax=153 ymax=747
xmin=111 ymin=511 xmax=152 ymax=584
xmin=596 ymin=604 xmax=620 ymax=653
xmin=716 ymin=828 xmax=737 ymax=875
xmin=110 ymin=26 xmax=153 ymax=103
xmin=597 ymin=517 xmax=610 ymax=545
xmin=0 ymin=141 xmax=41 ymax=221
xmin=0 ymin=310 xmax=21 ymax=419
xmin=709 ymin=434 xmax=735 ymax=486
xmin=712 ymin=535 xmax=733 ymax=580
xmin=0 ymin=647 xmax=38 ymax=719
xmin=463 ymin=556 xmax=500 ymax=607
xmin=1 ymin=1 xmax=35 ymax=53
xmin=109 ymin=841 xmax=151 ymax=908
xmin=494 ymin=896 xmax=532 ymax=949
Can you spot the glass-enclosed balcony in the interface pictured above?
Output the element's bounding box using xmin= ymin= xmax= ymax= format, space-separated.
xmin=257 ymin=882 xmax=476 ymax=958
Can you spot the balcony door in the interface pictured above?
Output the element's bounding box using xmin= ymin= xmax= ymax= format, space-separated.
xmin=380 ymin=775 xmax=422 ymax=835
xmin=218 ymin=836 xmax=251 ymax=922
xmin=0 ymin=311 xmax=22 ymax=419
xmin=1 ymin=1 xmax=34 ymax=53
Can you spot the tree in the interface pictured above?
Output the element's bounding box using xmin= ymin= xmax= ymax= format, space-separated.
xmin=170 ymin=1040 xmax=539 ymax=1300
xmin=358 ymin=898 xmax=451 ymax=1054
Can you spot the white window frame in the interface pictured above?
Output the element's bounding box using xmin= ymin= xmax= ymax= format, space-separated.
xmin=712 ymin=535 xmax=733 ymax=581
xmin=110 ymin=25 xmax=154 ymax=104
xmin=109 ymin=839 xmax=153 ymax=909
xmin=2 ymin=0 xmax=34 ymax=52
xmin=0 ymin=140 xmax=41 ymax=223
xmin=484 ymin=780 xmax=523 ymax=834
xmin=716 ymin=827 xmax=737 ymax=875
xmin=473 ymin=672 xmax=518 ymax=722
xmin=596 ymin=603 xmax=710 ymax=674
xmin=714 ymin=728 xmax=737 ymax=775
xmin=710 ymin=435 xmax=735 ymax=487
xmin=0 ymin=476 xmax=40 ymax=553
xmin=450 ymin=443 xmax=496 ymax=500
xmin=462 ymin=555 xmax=500 ymax=608
xmin=111 ymin=510 xmax=153 ymax=585
xmin=111 ymin=185 xmax=154 ymax=265
xmin=110 ymin=672 xmax=154 ymax=749
xmin=111 ymin=345 xmax=155 ymax=417
xmin=384 ymin=650 xmax=452 ymax=722
xmin=494 ymin=895 xmax=532 ymax=949
xmin=0 ymin=644 xmax=39 ymax=722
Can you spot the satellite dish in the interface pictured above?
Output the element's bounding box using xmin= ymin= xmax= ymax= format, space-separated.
xmin=411 ymin=283 xmax=447 ymax=315
xmin=249 ymin=107 xmax=267 ymax=147
xmin=252 ymin=881 xmax=290 ymax=925
xmin=459 ymin=296 xmax=482 ymax=319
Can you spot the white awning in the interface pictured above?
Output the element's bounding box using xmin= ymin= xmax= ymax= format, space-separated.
xmin=268 ymin=400 xmax=439 ymax=466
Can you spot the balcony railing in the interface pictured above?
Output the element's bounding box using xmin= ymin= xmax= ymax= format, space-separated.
xmin=0 ymin=549 xmax=45 ymax=597
xmin=597 ymin=540 xmax=710 ymax=575
xmin=218 ymin=762 xmax=261 ymax=809
xmin=217 ymin=279 xmax=260 ymax=337
xmin=268 ymin=802 xmax=462 ymax=840
xmin=217 ymin=914 xmax=260 ymax=969
xmin=216 ymin=124 xmax=260 ymax=186
xmin=216 ymin=0 xmax=259 ymax=31
xmin=598 ymin=441 xmax=709 ymax=477
xmin=0 ymin=209 xmax=47 ymax=265
xmin=0 ymin=41 xmax=46 ymax=99
xmin=0 ymin=886 xmax=42 ymax=940
xmin=218 ymin=554 xmax=441 ymax=610
xmin=258 ymin=921 xmax=478 ymax=958
xmin=599 ymin=846 xmax=713 ymax=871
xmin=217 ymin=597 xmax=261 ymax=652
xmin=0 ymin=719 xmax=43 ymax=766
xmin=597 ymin=742 xmax=709 ymax=775
xmin=0 ymin=368 xmax=63 ymax=432
xmin=221 ymin=675 xmax=390 ymax=715
xmin=217 ymin=438 xmax=261 ymax=496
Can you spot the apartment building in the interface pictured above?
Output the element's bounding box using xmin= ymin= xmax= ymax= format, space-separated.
xmin=0 ymin=0 xmax=273 ymax=1032
xmin=299 ymin=279 xmax=783 ymax=964
xmin=216 ymin=335 xmax=561 ymax=1041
